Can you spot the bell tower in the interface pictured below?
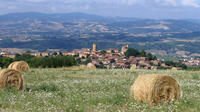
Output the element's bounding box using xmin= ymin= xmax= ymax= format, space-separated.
xmin=92 ymin=43 xmax=97 ymax=52
xmin=121 ymin=43 xmax=129 ymax=55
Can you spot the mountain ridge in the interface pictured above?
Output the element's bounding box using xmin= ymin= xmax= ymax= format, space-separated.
xmin=0 ymin=12 xmax=200 ymax=58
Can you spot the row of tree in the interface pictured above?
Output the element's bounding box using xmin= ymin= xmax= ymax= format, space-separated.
xmin=125 ymin=48 xmax=157 ymax=60
xmin=164 ymin=61 xmax=187 ymax=69
xmin=0 ymin=54 xmax=76 ymax=68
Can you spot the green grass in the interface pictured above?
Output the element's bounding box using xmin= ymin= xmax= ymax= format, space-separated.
xmin=0 ymin=68 xmax=200 ymax=112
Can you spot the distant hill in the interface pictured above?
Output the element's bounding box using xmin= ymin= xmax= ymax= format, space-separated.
xmin=0 ymin=12 xmax=112 ymax=22
xmin=1 ymin=12 xmax=200 ymax=58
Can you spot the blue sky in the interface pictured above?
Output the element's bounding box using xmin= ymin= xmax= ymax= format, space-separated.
xmin=0 ymin=0 xmax=200 ymax=19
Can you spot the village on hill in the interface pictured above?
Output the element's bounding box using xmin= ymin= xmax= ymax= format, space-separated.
xmin=0 ymin=44 xmax=186 ymax=70
xmin=74 ymin=44 xmax=161 ymax=69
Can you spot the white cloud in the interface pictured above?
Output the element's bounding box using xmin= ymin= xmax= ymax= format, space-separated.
xmin=153 ymin=0 xmax=177 ymax=6
xmin=165 ymin=0 xmax=177 ymax=6
xmin=26 ymin=0 xmax=46 ymax=3
xmin=1 ymin=0 xmax=200 ymax=18
xmin=121 ymin=0 xmax=137 ymax=6
xmin=182 ymin=0 xmax=200 ymax=7
xmin=50 ymin=6 xmax=56 ymax=12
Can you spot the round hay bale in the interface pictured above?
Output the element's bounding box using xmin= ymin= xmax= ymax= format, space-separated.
xmin=0 ymin=69 xmax=24 ymax=90
xmin=130 ymin=74 xmax=181 ymax=105
xmin=8 ymin=61 xmax=17 ymax=69
xmin=130 ymin=64 xmax=137 ymax=70
xmin=87 ymin=63 xmax=96 ymax=69
xmin=171 ymin=67 xmax=181 ymax=70
xmin=80 ymin=65 xmax=87 ymax=69
xmin=8 ymin=61 xmax=29 ymax=72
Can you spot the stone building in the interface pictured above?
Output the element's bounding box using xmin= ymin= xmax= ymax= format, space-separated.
xmin=92 ymin=43 xmax=97 ymax=52
xmin=121 ymin=43 xmax=129 ymax=55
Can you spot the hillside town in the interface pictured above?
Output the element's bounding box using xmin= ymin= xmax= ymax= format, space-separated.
xmin=0 ymin=44 xmax=185 ymax=69
xmin=183 ymin=58 xmax=200 ymax=66
xmin=74 ymin=44 xmax=161 ymax=69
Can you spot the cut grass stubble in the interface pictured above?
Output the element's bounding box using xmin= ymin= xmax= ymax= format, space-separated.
xmin=0 ymin=68 xmax=199 ymax=112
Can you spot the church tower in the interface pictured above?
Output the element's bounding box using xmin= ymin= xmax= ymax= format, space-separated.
xmin=92 ymin=43 xmax=97 ymax=52
xmin=126 ymin=43 xmax=129 ymax=48
xmin=121 ymin=43 xmax=129 ymax=55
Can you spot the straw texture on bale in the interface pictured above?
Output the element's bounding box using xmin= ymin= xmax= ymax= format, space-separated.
xmin=87 ymin=63 xmax=96 ymax=69
xmin=80 ymin=65 xmax=87 ymax=69
xmin=171 ymin=67 xmax=181 ymax=70
xmin=130 ymin=74 xmax=181 ymax=105
xmin=0 ymin=69 xmax=24 ymax=90
xmin=130 ymin=65 xmax=137 ymax=70
xmin=8 ymin=61 xmax=29 ymax=72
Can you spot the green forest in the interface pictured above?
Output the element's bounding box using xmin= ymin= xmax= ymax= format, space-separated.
xmin=0 ymin=54 xmax=76 ymax=68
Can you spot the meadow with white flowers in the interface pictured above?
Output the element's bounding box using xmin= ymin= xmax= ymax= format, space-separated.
xmin=0 ymin=68 xmax=199 ymax=112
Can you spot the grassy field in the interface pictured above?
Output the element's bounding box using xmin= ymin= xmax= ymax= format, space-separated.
xmin=0 ymin=68 xmax=200 ymax=112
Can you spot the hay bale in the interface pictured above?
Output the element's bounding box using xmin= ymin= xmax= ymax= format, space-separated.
xmin=8 ymin=61 xmax=29 ymax=72
xmin=130 ymin=64 xmax=137 ymax=70
xmin=87 ymin=63 xmax=96 ymax=69
xmin=171 ymin=67 xmax=181 ymax=70
xmin=130 ymin=74 xmax=181 ymax=105
xmin=80 ymin=65 xmax=87 ymax=69
xmin=0 ymin=69 xmax=24 ymax=90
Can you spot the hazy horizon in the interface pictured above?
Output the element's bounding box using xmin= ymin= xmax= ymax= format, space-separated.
xmin=1 ymin=0 xmax=200 ymax=19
